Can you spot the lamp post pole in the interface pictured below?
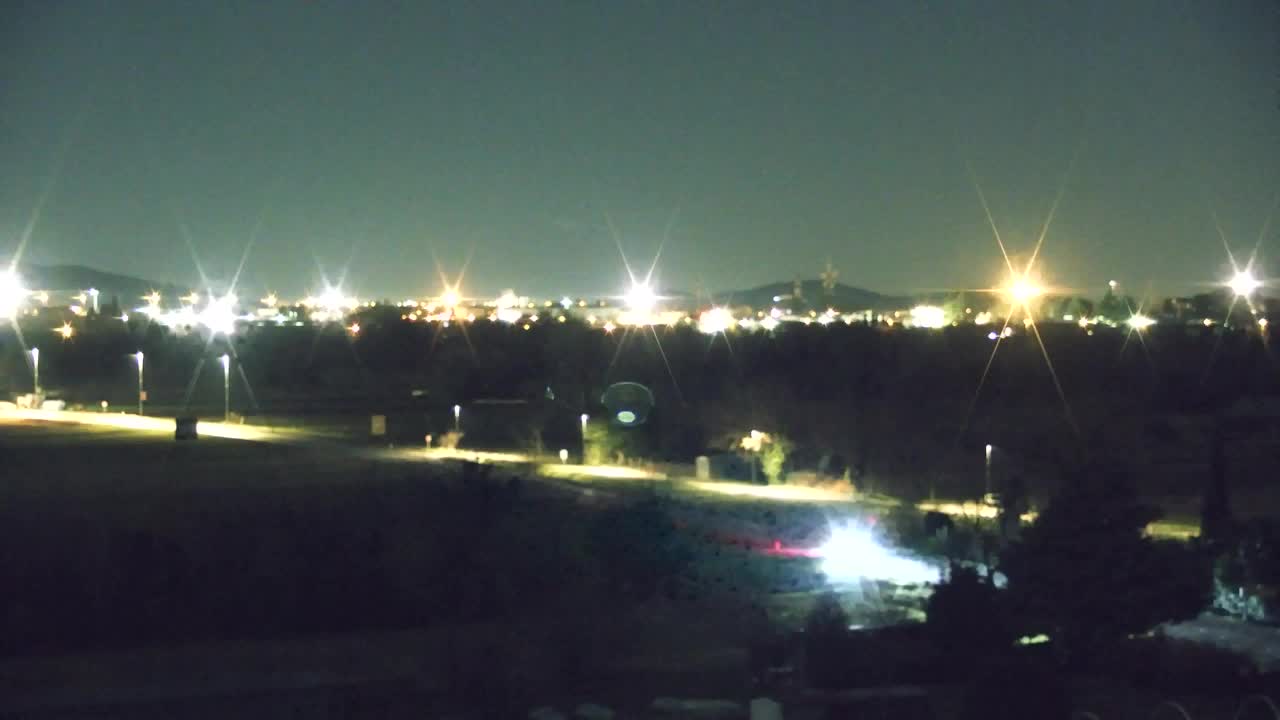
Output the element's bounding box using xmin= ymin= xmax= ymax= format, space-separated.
xmin=219 ymin=354 xmax=230 ymax=422
xmin=984 ymin=443 xmax=994 ymax=498
xmin=134 ymin=351 xmax=145 ymax=415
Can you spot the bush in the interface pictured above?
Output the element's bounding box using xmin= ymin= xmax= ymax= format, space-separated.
xmin=925 ymin=565 xmax=1011 ymax=661
xmin=1002 ymin=468 xmax=1211 ymax=664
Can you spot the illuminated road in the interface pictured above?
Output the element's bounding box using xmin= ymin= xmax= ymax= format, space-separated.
xmin=0 ymin=408 xmax=317 ymax=443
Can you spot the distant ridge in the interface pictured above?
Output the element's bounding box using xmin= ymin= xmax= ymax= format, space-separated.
xmin=22 ymin=264 xmax=189 ymax=305
xmin=716 ymin=280 xmax=913 ymax=312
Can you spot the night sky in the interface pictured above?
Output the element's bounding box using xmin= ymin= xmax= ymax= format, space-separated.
xmin=1 ymin=1 xmax=1276 ymax=299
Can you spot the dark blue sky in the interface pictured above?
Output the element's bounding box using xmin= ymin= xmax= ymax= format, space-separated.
xmin=1 ymin=1 xmax=1276 ymax=299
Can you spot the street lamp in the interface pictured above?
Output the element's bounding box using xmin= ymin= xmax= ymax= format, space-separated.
xmin=580 ymin=413 xmax=589 ymax=463
xmin=453 ymin=404 xmax=461 ymax=432
xmin=219 ymin=354 xmax=230 ymax=422
xmin=87 ymin=287 xmax=100 ymax=314
xmin=30 ymin=347 xmax=39 ymax=395
xmin=1228 ymin=269 xmax=1261 ymax=298
xmin=984 ymin=444 xmax=994 ymax=498
xmin=133 ymin=351 xmax=145 ymax=415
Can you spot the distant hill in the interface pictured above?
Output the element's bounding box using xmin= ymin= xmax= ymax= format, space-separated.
xmin=22 ymin=264 xmax=189 ymax=306
xmin=717 ymin=280 xmax=914 ymax=312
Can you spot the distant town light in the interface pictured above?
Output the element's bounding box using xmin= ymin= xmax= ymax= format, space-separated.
xmin=1126 ymin=314 xmax=1156 ymax=331
xmin=55 ymin=322 xmax=74 ymax=340
xmin=908 ymin=305 xmax=946 ymax=329
xmin=698 ymin=307 xmax=734 ymax=335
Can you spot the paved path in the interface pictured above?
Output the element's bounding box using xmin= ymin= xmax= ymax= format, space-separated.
xmin=1163 ymin=614 xmax=1280 ymax=672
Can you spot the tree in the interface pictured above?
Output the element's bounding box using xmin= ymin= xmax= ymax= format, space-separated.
xmin=1001 ymin=468 xmax=1210 ymax=664
xmin=760 ymin=434 xmax=791 ymax=484
xmin=926 ymin=565 xmax=1012 ymax=661
xmin=1096 ymin=289 xmax=1136 ymax=325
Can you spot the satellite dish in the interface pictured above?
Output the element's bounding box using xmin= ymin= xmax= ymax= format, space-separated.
xmin=600 ymin=381 xmax=654 ymax=427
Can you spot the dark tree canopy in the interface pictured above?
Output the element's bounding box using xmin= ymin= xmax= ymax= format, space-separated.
xmin=1002 ymin=467 xmax=1211 ymax=663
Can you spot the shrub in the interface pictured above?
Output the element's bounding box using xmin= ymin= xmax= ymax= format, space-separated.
xmin=925 ymin=565 xmax=1011 ymax=661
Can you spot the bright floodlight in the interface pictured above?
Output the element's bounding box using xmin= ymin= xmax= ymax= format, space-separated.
xmin=1229 ymin=269 xmax=1261 ymax=298
xmin=624 ymin=283 xmax=657 ymax=313
xmin=199 ymin=295 xmax=238 ymax=335
xmin=909 ymin=305 xmax=947 ymax=329
xmin=1126 ymin=313 xmax=1156 ymax=331
xmin=0 ymin=269 xmax=28 ymax=319
xmin=1007 ymin=277 xmax=1044 ymax=304
xmin=439 ymin=287 xmax=461 ymax=308
xmin=698 ymin=307 xmax=734 ymax=335
xmin=817 ymin=522 xmax=939 ymax=586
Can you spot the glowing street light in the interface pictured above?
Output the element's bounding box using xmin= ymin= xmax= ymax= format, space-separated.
xmin=440 ymin=287 xmax=461 ymax=308
xmin=0 ymin=269 xmax=28 ymax=319
xmin=133 ymin=351 xmax=145 ymax=416
xmin=219 ymin=354 xmax=230 ymax=422
xmin=87 ymin=288 xmax=100 ymax=314
xmin=1228 ymin=269 xmax=1261 ymax=298
xmin=453 ymin=403 xmax=461 ymax=432
xmin=624 ymin=282 xmax=657 ymax=313
xmin=30 ymin=347 xmax=39 ymax=395
xmin=199 ymin=294 xmax=238 ymax=336
xmin=144 ymin=291 xmax=162 ymax=307
xmin=55 ymin=322 xmax=74 ymax=341
xmin=1007 ymin=277 xmax=1044 ymax=305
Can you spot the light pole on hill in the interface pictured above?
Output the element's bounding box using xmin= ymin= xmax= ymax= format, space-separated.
xmin=453 ymin=404 xmax=461 ymax=432
xmin=219 ymin=354 xmax=230 ymax=422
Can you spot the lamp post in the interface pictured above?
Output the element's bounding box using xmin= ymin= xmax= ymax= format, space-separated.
xmin=219 ymin=354 xmax=230 ymax=422
xmin=134 ymin=351 xmax=144 ymax=415
xmin=984 ymin=443 xmax=994 ymax=498
xmin=30 ymin=347 xmax=39 ymax=395
xmin=453 ymin=404 xmax=461 ymax=432
xmin=580 ymin=413 xmax=589 ymax=463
